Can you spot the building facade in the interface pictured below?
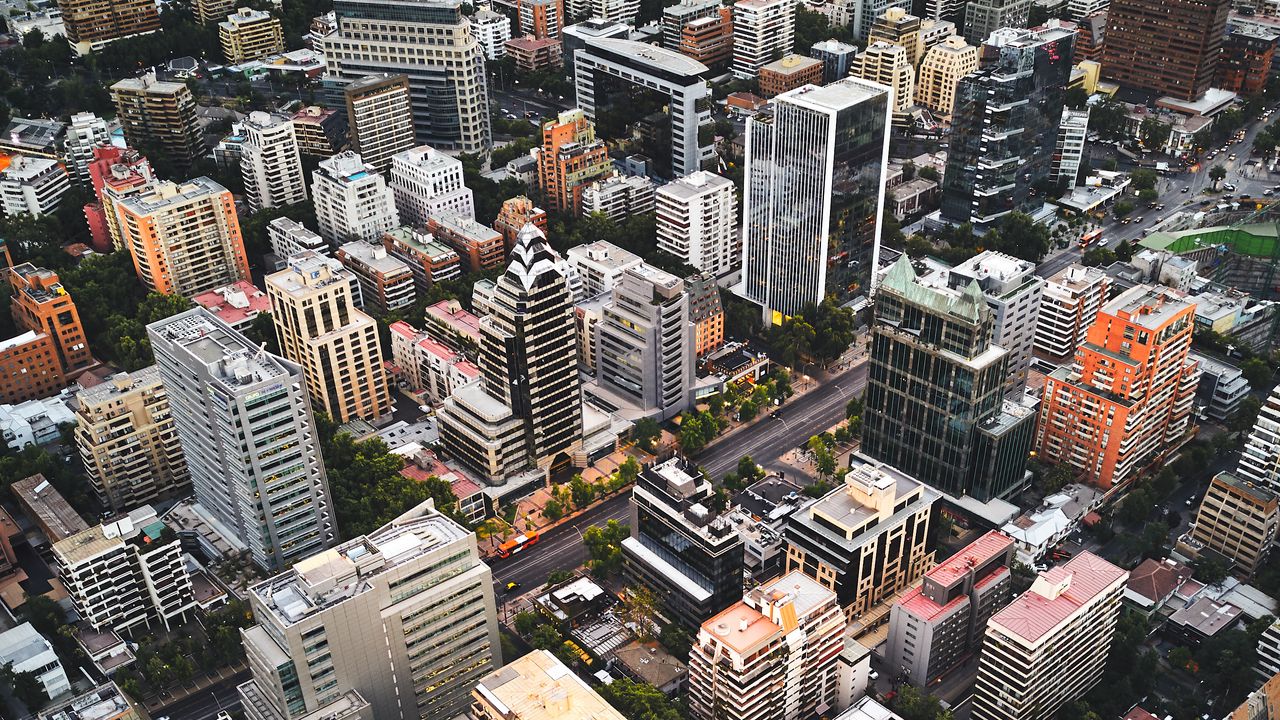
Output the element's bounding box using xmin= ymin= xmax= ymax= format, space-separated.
xmin=241 ymin=111 xmax=309 ymax=211
xmin=111 ymin=73 xmax=204 ymax=175
xmin=426 ymin=214 xmax=505 ymax=272
xmin=342 ymin=74 xmax=417 ymax=174
xmin=656 ymin=171 xmax=739 ymax=278
xmin=1102 ymin=0 xmax=1230 ymax=100
xmin=962 ymin=0 xmax=1030 ymax=44
xmin=916 ymin=35 xmax=979 ymax=117
xmin=313 ymin=152 xmax=401 ymax=244
xmin=731 ymin=0 xmax=796 ymax=80
xmin=335 ymin=241 xmax=416 ymax=314
xmin=9 ymin=263 xmax=93 ymax=380
xmin=389 ymin=144 xmax=475 ymax=227
xmin=0 ymin=156 xmax=70 ymax=218
xmin=536 ymin=109 xmax=613 ymax=215
xmin=1034 ymin=264 xmax=1110 ymax=359
xmin=1185 ymin=471 xmax=1279 ymax=576
xmin=57 ymin=0 xmax=159 ymax=54
xmin=1052 ymin=109 xmax=1090 ymax=185
xmin=64 ymin=112 xmax=110 ymax=187
xmin=219 ymin=7 xmax=285 ymax=63
xmin=948 ymin=251 xmax=1044 ymax=394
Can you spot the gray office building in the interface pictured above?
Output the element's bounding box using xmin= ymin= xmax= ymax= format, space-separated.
xmin=147 ymin=309 xmax=336 ymax=572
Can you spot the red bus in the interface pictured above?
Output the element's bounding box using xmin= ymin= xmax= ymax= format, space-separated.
xmin=1079 ymin=228 xmax=1103 ymax=248
xmin=497 ymin=532 xmax=540 ymax=559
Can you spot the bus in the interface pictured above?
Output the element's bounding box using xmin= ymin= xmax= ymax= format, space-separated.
xmin=497 ymin=532 xmax=540 ymax=559
xmin=1080 ymin=228 xmax=1103 ymax=248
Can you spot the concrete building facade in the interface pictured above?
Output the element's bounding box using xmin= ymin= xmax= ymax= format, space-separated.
xmin=313 ymin=152 xmax=400 ymax=244
xmin=656 ymin=171 xmax=739 ymax=278
xmin=241 ymin=111 xmax=309 ymax=211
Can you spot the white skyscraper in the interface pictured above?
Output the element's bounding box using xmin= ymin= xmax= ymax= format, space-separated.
xmin=656 ymin=171 xmax=739 ymax=277
xmin=312 ymin=151 xmax=400 ymax=243
xmin=731 ymin=0 xmax=796 ymax=80
xmin=240 ymin=111 xmax=309 ymax=211
xmin=739 ymin=78 xmax=892 ymax=322
xmin=389 ymin=144 xmax=475 ymax=227
xmin=147 ymin=309 xmax=336 ymax=572
xmin=64 ymin=112 xmax=110 ymax=187
xmin=1237 ymin=385 xmax=1280 ymax=495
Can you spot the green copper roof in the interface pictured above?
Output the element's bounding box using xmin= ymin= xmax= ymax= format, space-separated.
xmin=880 ymin=255 xmax=989 ymax=324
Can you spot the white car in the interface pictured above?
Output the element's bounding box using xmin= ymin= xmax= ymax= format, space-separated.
xmin=1098 ymin=238 xmax=1111 ymax=247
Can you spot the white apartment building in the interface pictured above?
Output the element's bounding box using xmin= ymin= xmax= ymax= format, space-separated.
xmin=64 ymin=111 xmax=109 ymax=186
xmin=1066 ymin=0 xmax=1108 ymax=18
xmin=1237 ymin=385 xmax=1280 ymax=495
xmin=946 ymin=251 xmax=1043 ymax=394
xmin=473 ymin=9 xmax=512 ymax=59
xmin=581 ymin=175 xmax=655 ymax=221
xmin=0 ymin=623 xmax=70 ymax=699
xmin=1052 ymin=109 xmax=1090 ymax=185
xmin=732 ymin=0 xmax=796 ymax=80
xmin=564 ymin=240 xmax=643 ymax=301
xmin=1034 ymin=264 xmax=1110 ymax=358
xmin=241 ymin=111 xmax=308 ymax=211
xmin=52 ymin=504 xmax=196 ymax=634
xmin=148 ymin=309 xmax=336 ymax=572
xmin=236 ymin=500 xmax=501 ymax=720
xmin=590 ymin=0 xmax=640 ymax=25
xmin=688 ymin=571 xmax=861 ymax=720
xmin=389 ymin=145 xmax=475 ymax=227
xmin=313 ymin=151 xmax=400 ymax=244
xmin=267 ymin=216 xmax=329 ymax=263
xmin=656 ymin=171 xmax=738 ymax=277
xmin=0 ymin=155 xmax=69 ymax=218
xmin=971 ymin=552 xmax=1127 ymax=720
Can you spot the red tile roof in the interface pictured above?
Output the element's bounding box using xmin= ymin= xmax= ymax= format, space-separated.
xmin=989 ymin=551 xmax=1127 ymax=644
xmin=926 ymin=531 xmax=1013 ymax=586
xmin=1125 ymin=558 xmax=1192 ymax=604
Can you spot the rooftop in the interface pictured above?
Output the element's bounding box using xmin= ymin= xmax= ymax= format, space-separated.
xmin=118 ymin=178 xmax=227 ymax=214
xmin=384 ymin=226 xmax=460 ymax=261
xmin=777 ymin=76 xmax=890 ymax=113
xmin=584 ymin=36 xmax=710 ymax=76
xmin=148 ymin=309 xmax=292 ymax=387
xmin=833 ymin=696 xmax=906 ymax=720
xmin=53 ymin=505 xmax=169 ymax=566
xmin=75 ymin=366 xmax=162 ymax=406
xmin=0 ymin=622 xmax=55 ymax=667
xmin=566 ymin=240 xmax=643 ymax=272
xmin=1046 ymin=263 xmax=1108 ymax=291
xmin=989 ymin=551 xmax=1127 ymax=643
xmin=760 ymin=54 xmax=824 ymax=75
xmin=1103 ymin=284 xmax=1195 ymax=331
xmin=1168 ymin=597 xmax=1242 ymax=636
xmin=474 ymin=650 xmax=627 ymax=720
xmin=425 ymin=299 xmax=483 ymax=341
xmin=38 ymin=682 xmax=135 ymax=720
xmin=338 ymin=241 xmax=413 ymax=276
xmin=657 ymin=170 xmax=734 ymax=200
xmin=192 ymin=281 xmax=271 ymax=327
xmin=12 ymin=474 xmax=89 ymax=543
xmin=701 ymin=597 xmax=781 ymax=655
xmin=1125 ymin=557 xmax=1192 ymax=605
xmin=925 ymin=531 xmax=1013 ymax=586
xmin=2 ymin=117 xmax=66 ymax=153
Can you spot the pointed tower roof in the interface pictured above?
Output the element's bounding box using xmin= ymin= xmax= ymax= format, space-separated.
xmin=505 ymin=223 xmax=563 ymax=291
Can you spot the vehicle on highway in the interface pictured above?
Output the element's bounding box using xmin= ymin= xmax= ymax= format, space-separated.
xmin=497 ymin=531 xmax=540 ymax=559
xmin=1225 ymin=183 xmax=1238 ymax=192
xmin=1133 ymin=216 xmax=1143 ymax=223
xmin=1080 ymin=228 xmax=1103 ymax=248
xmin=1229 ymin=154 xmax=1238 ymax=161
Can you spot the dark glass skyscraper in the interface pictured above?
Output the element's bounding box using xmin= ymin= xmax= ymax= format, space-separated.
xmin=940 ymin=24 xmax=1075 ymax=227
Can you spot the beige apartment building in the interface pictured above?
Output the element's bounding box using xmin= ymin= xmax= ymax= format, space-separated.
xmin=1183 ymin=471 xmax=1280 ymax=576
xmin=917 ymin=36 xmax=979 ymax=117
xmin=471 ymin=651 xmax=626 ymax=720
xmin=74 ymin=368 xmax=189 ymax=513
xmin=236 ymin=500 xmax=502 ymax=720
xmin=850 ymin=42 xmax=915 ymax=119
xmin=219 ymin=7 xmax=285 ymax=64
xmin=343 ymin=74 xmax=416 ymax=173
xmin=265 ymin=251 xmax=391 ymax=424
xmin=110 ymin=73 xmax=204 ymax=174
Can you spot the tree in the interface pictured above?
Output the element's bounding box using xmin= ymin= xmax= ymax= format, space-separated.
xmin=738 ymin=455 xmax=763 ymax=483
xmin=1139 ymin=117 xmax=1172 ymax=151
xmin=1230 ymin=395 xmax=1264 ymax=433
xmin=618 ymin=456 xmax=642 ymax=485
xmin=543 ymin=497 xmax=565 ymax=521
xmin=679 ymin=415 xmax=707 ymax=454
xmin=1210 ymin=165 xmax=1227 ymax=189
xmin=988 ymin=212 xmax=1052 ymax=262
xmin=893 ymin=684 xmax=953 ymax=720
xmin=659 ymin=624 xmax=692 ymax=659
xmin=846 ymin=396 xmax=864 ymax=420
xmin=1195 ymin=554 xmax=1231 ymax=585
xmin=1169 ymin=646 xmax=1194 ymax=671
xmin=569 ymin=474 xmax=595 ymax=508
xmin=0 ymin=662 xmax=46 ymax=710
xmin=1065 ymin=86 xmax=1090 ymax=109
xmin=583 ymin=519 xmax=630 ymax=578
xmin=1113 ymin=200 xmax=1135 ymax=218
xmin=1241 ymin=357 xmax=1274 ymax=392
xmin=514 ymin=610 xmax=541 ymax=636
xmin=243 ymin=311 xmax=280 ymax=354
xmin=1117 ymin=487 xmax=1153 ymax=525
xmin=1090 ymin=97 xmax=1130 ymax=140
xmin=1115 ymin=239 xmax=1135 ymax=262
xmin=632 ymin=417 xmax=661 ymax=451
xmin=1130 ymin=168 xmax=1158 ymax=191
xmin=597 ymin=678 xmax=684 ymax=720
xmin=619 ymin=585 xmax=660 ymax=641
xmin=1141 ymin=521 xmax=1169 ymax=557
xmin=531 ymin=624 xmax=563 ymax=650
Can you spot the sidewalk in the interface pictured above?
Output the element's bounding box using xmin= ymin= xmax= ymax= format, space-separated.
xmin=141 ymin=661 xmax=246 ymax=712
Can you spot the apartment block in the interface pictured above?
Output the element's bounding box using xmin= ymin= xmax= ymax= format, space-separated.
xmin=53 ymin=505 xmax=195 ymax=633
xmin=1035 ymin=285 xmax=1200 ymax=489
xmin=886 ymin=531 xmax=1015 ymax=685
xmin=148 ymin=309 xmax=336 ymax=571
xmin=84 ymin=145 xmax=152 ymax=252
xmin=389 ymin=321 xmax=480 ymax=404
xmin=689 ymin=571 xmax=856 ymax=720
xmin=236 ymin=500 xmax=500 ymax=720
xmin=566 ymin=241 xmax=642 ymax=298
xmin=426 ymin=214 xmax=505 ymax=272
xmin=688 ymin=273 xmax=725 ymax=357
xmin=494 ymin=196 xmax=548 ymax=250
xmin=536 ymin=109 xmax=613 ymax=214
xmin=1239 ymin=385 xmax=1280 ymax=493
xmin=313 ymin=152 xmax=400 ymax=244
xmin=663 ymin=0 xmax=721 ymax=48
xmin=962 ymin=0 xmax=1030 ymax=45
xmin=0 ymin=332 xmax=68 ymax=403
xmin=1102 ymin=0 xmax=1230 ymax=100
xmin=759 ymin=54 xmax=825 ymax=97
xmin=111 ymin=73 xmax=204 ymax=175
xmin=267 ymin=217 xmax=329 ymax=264
xmin=9 ymin=263 xmax=93 ymax=379
xmin=581 ymin=175 xmax=655 ymax=221
xmin=389 ymin=145 xmax=475 ymax=227
xmin=241 ymin=111 xmax=308 ymax=211
xmin=868 ymin=7 xmax=924 ymax=68
xmin=1216 ymin=25 xmax=1277 ymax=95
xmin=732 ymin=0 xmax=796 ymax=80
xmin=0 ymin=155 xmax=70 ymax=218
xmin=343 ymin=74 xmax=416 ymax=174
xmin=1183 ymin=471 xmax=1279 ymax=575
xmin=916 ymin=35 xmax=979 ymax=118
xmin=382 ymin=226 xmax=463 ymax=293
xmin=64 ymin=112 xmax=110 ymax=187
xmin=785 ymin=453 xmax=937 ymax=614
xmin=850 ymin=41 xmax=915 ymax=121
xmin=676 ymin=8 xmax=735 ymax=70
xmin=473 ymin=650 xmax=625 ymax=720
xmin=335 ymin=241 xmax=416 ymax=314
xmin=74 ymin=368 xmax=189 ymax=512
xmin=812 ymin=38 xmax=858 ymax=82
xmin=266 ymin=251 xmax=392 ymax=424
xmin=473 ymin=9 xmax=512 ymax=59
xmin=1034 ymin=264 xmax=1111 ymax=359
xmin=971 ymin=553 xmax=1127 ymax=720
xmin=1052 ymin=109 xmax=1090 ymax=185
xmin=194 ymin=0 xmax=236 ymax=23
xmin=219 ymin=7 xmax=285 ymax=64
xmin=292 ymin=105 xmax=349 ymax=158
xmin=947 ymin=251 xmax=1044 ymax=394
xmin=114 ymin=177 xmax=251 ymax=297
xmin=656 ymin=171 xmax=738 ymax=278
xmin=57 ymin=0 xmax=159 ymax=54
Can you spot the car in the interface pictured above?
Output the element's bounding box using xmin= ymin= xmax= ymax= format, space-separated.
xmin=1229 ymin=154 xmax=1238 ymax=161
xmin=1225 ymin=184 xmax=1238 ymax=191
xmin=1156 ymin=204 xmax=1165 ymax=210
xmin=1098 ymin=238 xmax=1111 ymax=246
xmin=1133 ymin=216 xmax=1144 ymax=223
xmin=883 ymin=691 xmax=898 ymax=702
xmin=1120 ymin=218 xmax=1130 ymax=224
xmin=1267 ymin=189 xmax=1275 ymax=196
xmin=505 ymin=581 xmax=520 ymax=593
xmin=870 ymin=671 xmax=880 ymax=680
xmin=1182 ymin=186 xmax=1191 ymax=193
xmin=1185 ymin=498 xmax=1193 ymax=507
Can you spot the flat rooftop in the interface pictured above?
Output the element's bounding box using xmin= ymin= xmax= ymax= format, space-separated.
xmin=474 ymin=650 xmax=626 ymax=720
xmin=989 ymin=551 xmax=1127 ymax=643
xmin=777 ymin=76 xmax=889 ymax=113
xmin=925 ymin=531 xmax=1013 ymax=586
xmin=12 ymin=474 xmax=89 ymax=543
xmin=583 ymin=36 xmax=709 ymax=77
xmin=149 ymin=309 xmax=290 ymax=386
xmin=1104 ymin=284 xmax=1194 ymax=331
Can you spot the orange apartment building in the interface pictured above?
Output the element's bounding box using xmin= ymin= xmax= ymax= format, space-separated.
xmin=83 ymin=145 xmax=153 ymax=253
xmin=1035 ymin=284 xmax=1201 ymax=490
xmin=0 ymin=332 xmax=66 ymax=403
xmin=679 ymin=9 xmax=734 ymax=70
xmin=517 ymin=0 xmax=563 ymax=38
xmin=536 ymin=109 xmax=613 ymax=214
xmin=426 ymin=214 xmax=506 ymax=272
xmin=9 ymin=263 xmax=95 ymax=379
xmin=494 ymin=195 xmax=548 ymax=250
xmin=688 ymin=273 xmax=725 ymax=357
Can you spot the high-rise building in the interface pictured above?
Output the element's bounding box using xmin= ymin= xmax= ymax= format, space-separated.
xmin=581 ymin=175 xmax=655 ymax=221
xmin=621 ymin=457 xmax=743 ymax=628
xmin=811 ymin=38 xmax=860 ymax=82
xmin=1066 ymin=0 xmax=1107 ymax=18
xmin=147 ymin=309 xmax=336 ymax=571
xmin=266 ymin=251 xmax=392 ymax=424
xmin=219 ymin=7 xmax=285 ymax=64
xmin=52 ymin=505 xmax=195 ymax=633
xmin=663 ymin=0 xmax=721 ymax=47
xmin=473 ymin=9 xmax=513 ymax=59
xmin=389 ymin=145 xmax=475 ymax=227
xmin=57 ymin=0 xmax=159 ymax=54
xmin=335 ymin=241 xmax=416 ymax=314
xmin=323 ymin=0 xmax=490 ymax=153
xmin=1216 ymin=25 xmax=1277 ymax=95
xmin=1182 ymin=471 xmax=1279 ymax=576
xmin=74 ymin=368 xmax=189 ymax=512
xmin=1102 ymin=0 xmax=1230 ymax=101
xmin=0 ymin=156 xmax=70 ymax=218
xmin=1034 ymin=264 xmax=1111 ymax=359
xmin=84 ymin=145 xmax=153 ymax=252
xmin=516 ymin=0 xmax=564 ymax=38
xmin=941 ymin=25 xmax=1075 ymax=226
xmin=438 ymin=225 xmax=583 ymax=483
xmin=1239 ymin=385 xmax=1280 ymax=493
xmin=739 ymin=79 xmax=891 ymax=323
xmin=194 ymin=0 xmax=236 ymax=23
xmin=869 ymin=7 xmax=924 ymax=67
xmin=292 ymin=105 xmax=350 ymax=158
xmin=925 ymin=0 xmax=966 ymax=24
xmin=689 ymin=570 xmax=859 ymax=720
xmin=0 ymin=333 xmax=69 ymax=403
xmin=9 ymin=263 xmax=93 ymax=380
xmin=342 ymin=74 xmax=417 ymax=173
xmin=861 ymin=257 xmax=1036 ymax=500
xmin=565 ymin=240 xmax=642 ymax=298
xmin=472 ymin=651 xmax=624 ymax=720
xmin=426 ymin=214 xmax=504 ymax=272
xmin=656 ymin=171 xmax=739 ymax=277
xmin=313 ymin=152 xmax=400 ymax=244
xmin=850 ymin=42 xmax=915 ymax=120
xmin=886 ymin=531 xmax=1014 ymax=686
xmin=916 ymin=35 xmax=980 ymax=117
xmin=237 ymin=501 xmax=500 ymax=720
xmin=536 ymin=109 xmax=613 ymax=214
xmin=785 ymin=452 xmax=937 ymax=613
xmin=115 ymin=178 xmax=251 ymax=297
xmin=240 ymin=111 xmax=308 ymax=212
xmin=732 ymin=0 xmax=796 ymax=79
xmin=1035 ymin=285 xmax=1200 ymax=489
xmin=676 ymin=9 xmax=735 ymax=70
xmin=947 ymin=251 xmax=1044 ymax=394
xmin=111 ymin=73 xmax=204 ymax=175
xmin=494 ymin=196 xmax=548 ymax=249
xmin=1052 ymin=109 xmax=1090 ymax=185
xmin=688 ymin=273 xmax=726 ymax=357
xmin=63 ymin=112 xmax=109 ymax=187
xmin=962 ymin=0 xmax=1030 ymax=44
xmin=971 ymin=553 xmax=1127 ymax=720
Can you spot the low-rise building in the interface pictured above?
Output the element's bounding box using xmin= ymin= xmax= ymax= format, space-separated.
xmin=424 ymin=299 xmax=484 ymax=349
xmin=758 ymin=54 xmax=825 ymax=97
xmin=581 ymin=175 xmax=655 ymax=221
xmin=1123 ymin=557 xmax=1193 ymax=615
xmin=335 ymin=240 xmax=416 ymax=314
xmin=472 ymin=650 xmax=626 ymax=720
xmin=382 ymin=226 xmax=462 ymax=294
xmin=506 ymin=36 xmax=563 ymax=71
xmin=191 ymin=281 xmax=271 ymax=332
xmin=37 ymin=681 xmax=140 ymax=720
xmin=266 ymin=217 xmax=328 ymax=267
xmin=1167 ymin=597 xmax=1243 ymax=646
xmin=389 ymin=321 xmax=481 ymax=404
xmin=0 ymin=623 xmax=71 ymax=699
xmin=12 ymin=473 xmax=89 ymax=545
xmin=1190 ymin=352 xmax=1251 ymax=423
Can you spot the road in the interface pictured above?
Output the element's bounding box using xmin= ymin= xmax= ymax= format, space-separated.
xmin=700 ymin=360 xmax=870 ymax=481
xmin=490 ymin=491 xmax=631 ymax=590
xmin=150 ymin=670 xmax=250 ymax=720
